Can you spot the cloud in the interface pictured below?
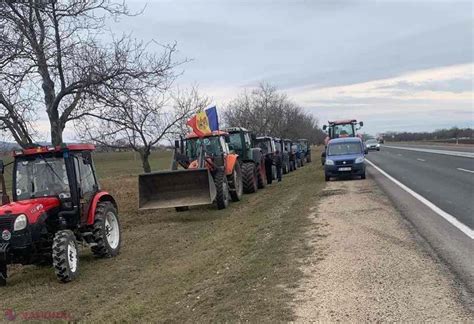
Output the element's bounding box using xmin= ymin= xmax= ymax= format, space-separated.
xmin=283 ymin=63 xmax=473 ymax=133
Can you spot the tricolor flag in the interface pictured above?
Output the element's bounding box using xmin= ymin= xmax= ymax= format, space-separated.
xmin=205 ymin=106 xmax=219 ymax=131
xmin=186 ymin=106 xmax=219 ymax=137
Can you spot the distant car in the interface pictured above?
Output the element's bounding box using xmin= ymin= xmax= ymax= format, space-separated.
xmin=365 ymin=139 xmax=380 ymax=151
xmin=324 ymin=138 xmax=366 ymax=181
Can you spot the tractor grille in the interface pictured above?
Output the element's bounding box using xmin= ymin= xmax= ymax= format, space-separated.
xmin=0 ymin=216 xmax=15 ymax=232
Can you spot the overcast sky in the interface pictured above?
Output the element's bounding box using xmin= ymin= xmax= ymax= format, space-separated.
xmin=56 ymin=0 xmax=473 ymax=139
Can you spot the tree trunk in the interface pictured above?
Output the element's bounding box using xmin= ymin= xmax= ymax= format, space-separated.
xmin=50 ymin=119 xmax=64 ymax=146
xmin=139 ymin=149 xmax=152 ymax=173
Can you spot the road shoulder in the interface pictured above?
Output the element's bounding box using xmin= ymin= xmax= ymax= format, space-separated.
xmin=292 ymin=178 xmax=473 ymax=322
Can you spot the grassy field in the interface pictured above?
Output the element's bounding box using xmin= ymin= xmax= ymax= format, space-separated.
xmin=1 ymin=151 xmax=325 ymax=322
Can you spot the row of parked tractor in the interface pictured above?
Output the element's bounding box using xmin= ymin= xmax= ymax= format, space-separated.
xmin=0 ymin=128 xmax=312 ymax=286
xmin=138 ymin=127 xmax=312 ymax=211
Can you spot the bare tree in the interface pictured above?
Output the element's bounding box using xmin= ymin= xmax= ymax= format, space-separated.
xmin=76 ymin=86 xmax=210 ymax=173
xmin=223 ymin=82 xmax=322 ymax=142
xmin=0 ymin=0 xmax=177 ymax=147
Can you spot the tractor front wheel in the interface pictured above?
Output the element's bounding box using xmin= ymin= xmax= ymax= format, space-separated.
xmin=228 ymin=162 xmax=243 ymax=202
xmin=52 ymin=230 xmax=79 ymax=283
xmin=215 ymin=169 xmax=230 ymax=209
xmin=91 ymin=202 xmax=122 ymax=258
xmin=242 ymin=162 xmax=258 ymax=194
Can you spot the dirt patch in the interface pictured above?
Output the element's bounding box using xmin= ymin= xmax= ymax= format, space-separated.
xmin=318 ymin=189 xmax=346 ymax=197
xmin=293 ymin=178 xmax=473 ymax=322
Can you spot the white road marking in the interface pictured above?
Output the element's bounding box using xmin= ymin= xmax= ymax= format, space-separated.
xmin=457 ymin=168 xmax=474 ymax=174
xmin=366 ymin=159 xmax=474 ymax=240
xmin=384 ymin=145 xmax=474 ymax=159
xmin=416 ymin=158 xmax=426 ymax=162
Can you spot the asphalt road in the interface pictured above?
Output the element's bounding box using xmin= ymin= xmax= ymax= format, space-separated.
xmin=366 ymin=144 xmax=474 ymax=300
xmin=368 ymin=145 xmax=474 ymax=228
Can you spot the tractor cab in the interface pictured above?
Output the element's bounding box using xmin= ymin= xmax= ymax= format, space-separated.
xmin=0 ymin=144 xmax=121 ymax=286
xmin=283 ymin=139 xmax=292 ymax=153
xmin=224 ymin=127 xmax=253 ymax=161
xmin=322 ymin=120 xmax=363 ymax=145
xmin=254 ymin=136 xmax=276 ymax=156
xmin=321 ymin=120 xmax=363 ymax=165
xmin=184 ymin=131 xmax=230 ymax=162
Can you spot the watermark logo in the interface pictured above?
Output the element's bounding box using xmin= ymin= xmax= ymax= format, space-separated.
xmin=4 ymin=309 xmax=72 ymax=321
xmin=4 ymin=309 xmax=16 ymax=321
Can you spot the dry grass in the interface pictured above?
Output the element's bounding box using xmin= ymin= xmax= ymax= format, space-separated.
xmin=1 ymin=151 xmax=324 ymax=322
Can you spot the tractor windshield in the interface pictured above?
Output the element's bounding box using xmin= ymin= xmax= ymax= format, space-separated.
xmin=333 ymin=124 xmax=355 ymax=138
xmin=186 ymin=137 xmax=223 ymax=159
xmin=255 ymin=139 xmax=273 ymax=154
xmin=228 ymin=133 xmax=243 ymax=152
xmin=14 ymin=156 xmax=70 ymax=200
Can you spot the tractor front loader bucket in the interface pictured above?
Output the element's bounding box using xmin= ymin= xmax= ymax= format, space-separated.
xmin=138 ymin=168 xmax=217 ymax=210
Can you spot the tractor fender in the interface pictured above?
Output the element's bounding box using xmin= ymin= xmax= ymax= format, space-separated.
xmin=225 ymin=154 xmax=239 ymax=176
xmin=86 ymin=191 xmax=118 ymax=225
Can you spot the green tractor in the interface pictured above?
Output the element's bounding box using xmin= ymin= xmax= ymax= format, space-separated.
xmin=224 ymin=127 xmax=267 ymax=193
xmin=298 ymin=139 xmax=312 ymax=163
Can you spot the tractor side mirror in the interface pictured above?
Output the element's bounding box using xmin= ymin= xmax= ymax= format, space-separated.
xmin=322 ymin=125 xmax=327 ymax=131
xmin=359 ymin=121 xmax=364 ymax=127
xmin=174 ymin=140 xmax=180 ymax=149
xmin=0 ymin=160 xmax=4 ymax=174
xmin=82 ymin=151 xmax=92 ymax=164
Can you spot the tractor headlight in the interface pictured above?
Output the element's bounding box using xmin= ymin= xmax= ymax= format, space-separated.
xmin=325 ymin=159 xmax=335 ymax=166
xmin=14 ymin=214 xmax=27 ymax=231
xmin=355 ymin=157 xmax=365 ymax=164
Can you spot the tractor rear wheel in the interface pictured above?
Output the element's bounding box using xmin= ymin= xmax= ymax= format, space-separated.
xmin=215 ymin=169 xmax=230 ymax=209
xmin=242 ymin=162 xmax=258 ymax=194
xmin=229 ymin=162 xmax=243 ymax=202
xmin=52 ymin=230 xmax=79 ymax=283
xmin=257 ymin=164 xmax=266 ymax=189
xmin=91 ymin=202 xmax=122 ymax=258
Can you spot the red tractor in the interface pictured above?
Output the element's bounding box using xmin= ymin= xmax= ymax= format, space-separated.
xmin=321 ymin=119 xmax=364 ymax=165
xmin=0 ymin=144 xmax=121 ymax=286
